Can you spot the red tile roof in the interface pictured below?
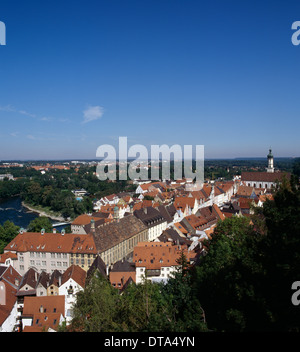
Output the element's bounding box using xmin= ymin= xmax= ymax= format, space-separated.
xmin=133 ymin=242 xmax=194 ymax=270
xmin=22 ymin=295 xmax=65 ymax=332
xmin=4 ymin=232 xmax=97 ymax=255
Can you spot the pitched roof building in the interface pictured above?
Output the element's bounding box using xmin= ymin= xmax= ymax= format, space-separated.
xmin=21 ymin=295 xmax=65 ymax=332
xmin=92 ymin=214 xmax=148 ymax=266
xmin=0 ymin=265 xmax=21 ymax=332
xmin=109 ymin=259 xmax=136 ymax=291
xmin=133 ymin=242 xmax=198 ymax=284
xmin=241 ymin=171 xmax=290 ymax=189
xmin=133 ymin=206 xmax=168 ymax=241
xmin=4 ymin=230 xmax=97 ymax=275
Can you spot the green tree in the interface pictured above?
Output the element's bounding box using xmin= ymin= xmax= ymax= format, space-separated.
xmin=152 ymin=252 xmax=208 ymax=332
xmin=0 ymin=220 xmax=20 ymax=253
xmin=70 ymin=272 xmax=120 ymax=332
xmin=27 ymin=216 xmax=53 ymax=233
xmin=117 ymin=278 xmax=164 ymax=332
xmin=195 ymin=179 xmax=300 ymax=332
xmin=256 ymin=178 xmax=300 ymax=331
xmin=292 ymin=157 xmax=300 ymax=178
xmin=195 ymin=216 xmax=265 ymax=331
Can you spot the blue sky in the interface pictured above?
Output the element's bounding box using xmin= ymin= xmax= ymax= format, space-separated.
xmin=0 ymin=0 xmax=300 ymax=160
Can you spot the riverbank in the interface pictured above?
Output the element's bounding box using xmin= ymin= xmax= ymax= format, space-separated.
xmin=21 ymin=201 xmax=66 ymax=222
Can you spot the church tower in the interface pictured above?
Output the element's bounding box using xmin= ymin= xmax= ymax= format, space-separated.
xmin=267 ymin=148 xmax=274 ymax=173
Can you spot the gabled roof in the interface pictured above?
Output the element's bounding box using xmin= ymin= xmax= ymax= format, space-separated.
xmin=211 ymin=204 xmax=226 ymax=221
xmin=36 ymin=271 xmax=50 ymax=290
xmin=61 ymin=265 xmax=86 ymax=288
xmin=157 ymin=204 xmax=174 ymax=223
xmin=0 ymin=265 xmax=21 ymax=289
xmin=17 ymin=268 xmax=38 ymax=295
xmin=0 ymin=280 xmax=18 ymax=326
xmin=158 ymin=228 xmax=187 ymax=245
xmin=87 ymin=255 xmax=107 ymax=280
xmin=49 ymin=270 xmax=62 ymax=287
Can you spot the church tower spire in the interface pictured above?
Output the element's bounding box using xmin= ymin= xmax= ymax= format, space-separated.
xmin=267 ymin=147 xmax=274 ymax=173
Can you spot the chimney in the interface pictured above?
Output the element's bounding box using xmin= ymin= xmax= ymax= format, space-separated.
xmin=143 ymin=207 xmax=147 ymax=214
xmin=53 ymin=228 xmax=56 ymax=234
xmin=39 ymin=305 xmax=44 ymax=313
xmin=41 ymin=228 xmax=45 ymax=236
xmin=20 ymin=228 xmax=24 ymax=235
xmin=61 ymin=229 xmax=65 ymax=236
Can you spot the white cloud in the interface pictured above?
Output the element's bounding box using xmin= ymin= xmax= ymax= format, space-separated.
xmin=10 ymin=132 xmax=19 ymax=137
xmin=82 ymin=105 xmax=104 ymax=123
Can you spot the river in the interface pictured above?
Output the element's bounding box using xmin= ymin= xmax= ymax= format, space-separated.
xmin=0 ymin=197 xmax=68 ymax=231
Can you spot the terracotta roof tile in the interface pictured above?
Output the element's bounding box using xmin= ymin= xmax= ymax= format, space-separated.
xmin=4 ymin=232 xmax=97 ymax=255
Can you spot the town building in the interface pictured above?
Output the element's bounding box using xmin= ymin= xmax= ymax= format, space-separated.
xmin=241 ymin=148 xmax=290 ymax=189
xmin=21 ymin=295 xmax=65 ymax=332
xmin=3 ymin=229 xmax=97 ymax=275
xmin=0 ymin=174 xmax=14 ymax=181
xmin=133 ymin=242 xmax=197 ymax=284
xmin=133 ymin=206 xmax=167 ymax=241
xmin=109 ymin=259 xmax=136 ymax=291
xmin=0 ymin=265 xmax=21 ymax=332
xmin=92 ymin=214 xmax=148 ymax=266
xmin=58 ymin=264 xmax=86 ymax=324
